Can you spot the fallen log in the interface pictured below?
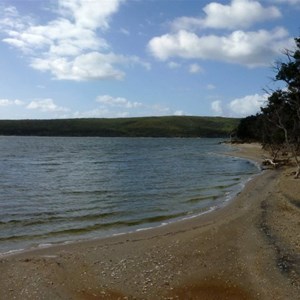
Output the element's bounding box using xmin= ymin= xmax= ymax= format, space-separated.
xmin=262 ymin=159 xmax=279 ymax=168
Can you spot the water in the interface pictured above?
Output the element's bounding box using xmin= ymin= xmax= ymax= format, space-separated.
xmin=0 ymin=137 xmax=259 ymax=254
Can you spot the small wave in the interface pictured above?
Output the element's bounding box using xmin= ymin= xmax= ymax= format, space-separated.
xmin=0 ymin=233 xmax=43 ymax=242
xmin=186 ymin=195 xmax=219 ymax=204
xmin=0 ymin=137 xmax=260 ymax=254
xmin=124 ymin=213 xmax=186 ymax=226
xmin=0 ymin=248 xmax=25 ymax=257
xmin=218 ymin=177 xmax=241 ymax=182
xmin=31 ymin=162 xmax=61 ymax=166
xmin=0 ymin=212 xmax=188 ymax=242
xmin=37 ymin=243 xmax=53 ymax=249
xmin=0 ymin=211 xmax=123 ymax=227
xmin=62 ymin=189 xmax=111 ymax=196
xmin=213 ymin=182 xmax=241 ymax=189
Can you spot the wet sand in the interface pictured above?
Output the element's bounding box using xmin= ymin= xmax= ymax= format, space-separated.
xmin=0 ymin=143 xmax=299 ymax=299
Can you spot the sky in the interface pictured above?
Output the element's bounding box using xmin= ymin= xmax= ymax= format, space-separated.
xmin=0 ymin=0 xmax=299 ymax=120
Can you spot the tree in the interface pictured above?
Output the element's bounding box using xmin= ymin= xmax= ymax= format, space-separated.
xmin=237 ymin=37 xmax=300 ymax=177
xmin=261 ymin=37 xmax=300 ymax=178
xmin=236 ymin=114 xmax=262 ymax=142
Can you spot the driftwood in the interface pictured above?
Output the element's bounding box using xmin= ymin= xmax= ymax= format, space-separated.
xmin=262 ymin=159 xmax=279 ymax=168
xmin=262 ymin=158 xmax=291 ymax=169
xmin=262 ymin=156 xmax=300 ymax=178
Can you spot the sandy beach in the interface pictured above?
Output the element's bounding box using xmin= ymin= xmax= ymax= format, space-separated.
xmin=0 ymin=144 xmax=299 ymax=300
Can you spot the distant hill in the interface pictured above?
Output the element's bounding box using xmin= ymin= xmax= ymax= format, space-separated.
xmin=0 ymin=116 xmax=240 ymax=137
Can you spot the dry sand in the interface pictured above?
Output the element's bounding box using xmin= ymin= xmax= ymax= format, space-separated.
xmin=0 ymin=143 xmax=299 ymax=300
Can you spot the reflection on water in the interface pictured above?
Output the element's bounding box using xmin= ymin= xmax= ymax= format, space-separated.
xmin=0 ymin=137 xmax=259 ymax=253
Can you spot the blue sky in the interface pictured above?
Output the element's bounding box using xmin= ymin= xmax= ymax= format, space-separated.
xmin=0 ymin=0 xmax=299 ymax=119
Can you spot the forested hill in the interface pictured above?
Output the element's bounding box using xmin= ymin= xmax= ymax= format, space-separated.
xmin=0 ymin=116 xmax=239 ymax=137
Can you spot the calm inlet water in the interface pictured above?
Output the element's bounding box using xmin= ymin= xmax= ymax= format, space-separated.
xmin=0 ymin=137 xmax=259 ymax=254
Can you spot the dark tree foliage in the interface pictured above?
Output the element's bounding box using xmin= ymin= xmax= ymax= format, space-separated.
xmin=236 ymin=114 xmax=262 ymax=142
xmin=237 ymin=36 xmax=300 ymax=177
xmin=0 ymin=116 xmax=239 ymax=138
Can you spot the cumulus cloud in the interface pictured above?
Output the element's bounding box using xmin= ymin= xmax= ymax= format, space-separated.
xmin=0 ymin=0 xmax=148 ymax=81
xmin=148 ymin=27 xmax=293 ymax=67
xmin=228 ymin=93 xmax=267 ymax=116
xmin=96 ymin=95 xmax=143 ymax=108
xmin=0 ymin=6 xmax=32 ymax=33
xmin=27 ymin=98 xmax=69 ymax=112
xmin=89 ymin=94 xmax=183 ymax=118
xmin=1 ymin=4 xmax=109 ymax=54
xmin=57 ymin=0 xmax=124 ymax=30
xmin=148 ymin=0 xmax=292 ymax=68
xmin=171 ymin=0 xmax=281 ymax=31
xmin=0 ymin=99 xmax=24 ymax=106
xmin=210 ymin=93 xmax=268 ymax=117
xmin=31 ymin=52 xmax=126 ymax=81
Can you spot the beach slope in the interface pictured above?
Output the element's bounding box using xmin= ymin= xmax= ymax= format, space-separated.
xmin=0 ymin=144 xmax=299 ymax=299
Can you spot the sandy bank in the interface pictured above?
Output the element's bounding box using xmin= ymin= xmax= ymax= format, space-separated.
xmin=0 ymin=144 xmax=299 ymax=299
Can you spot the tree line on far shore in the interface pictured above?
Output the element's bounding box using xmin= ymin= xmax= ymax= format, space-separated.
xmin=236 ymin=36 xmax=300 ymax=178
xmin=0 ymin=116 xmax=239 ymax=138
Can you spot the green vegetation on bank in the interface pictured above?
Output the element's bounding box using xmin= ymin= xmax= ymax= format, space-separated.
xmin=236 ymin=36 xmax=300 ymax=178
xmin=0 ymin=116 xmax=239 ymax=138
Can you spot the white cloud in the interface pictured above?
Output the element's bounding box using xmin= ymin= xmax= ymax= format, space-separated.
xmin=0 ymin=1 xmax=149 ymax=81
xmin=0 ymin=6 xmax=33 ymax=32
xmin=171 ymin=0 xmax=281 ymax=31
xmin=210 ymin=93 xmax=268 ymax=117
xmin=0 ymin=99 xmax=24 ymax=106
xmin=73 ymin=108 xmax=128 ymax=119
xmin=31 ymin=52 xmax=150 ymax=81
xmin=58 ymin=0 xmax=123 ymax=30
xmin=174 ymin=110 xmax=185 ymax=116
xmin=27 ymin=98 xmax=69 ymax=112
xmin=31 ymin=52 xmax=126 ymax=81
xmin=188 ymin=63 xmax=203 ymax=74
xmin=211 ymin=100 xmax=223 ymax=115
xmin=74 ymin=106 xmax=182 ymax=119
xmin=83 ymin=94 xmax=183 ymax=118
xmin=96 ymin=95 xmax=143 ymax=108
xmin=228 ymin=93 xmax=267 ymax=116
xmin=171 ymin=17 xmax=203 ymax=33
xmin=202 ymin=0 xmax=281 ymax=29
xmin=148 ymin=27 xmax=293 ymax=67
xmin=2 ymin=9 xmax=105 ymax=55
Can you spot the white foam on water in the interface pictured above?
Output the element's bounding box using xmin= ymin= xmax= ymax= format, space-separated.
xmin=38 ymin=243 xmax=53 ymax=249
xmin=0 ymin=248 xmax=25 ymax=258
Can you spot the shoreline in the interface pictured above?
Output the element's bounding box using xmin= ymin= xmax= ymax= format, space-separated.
xmin=0 ymin=144 xmax=299 ymax=299
xmin=0 ymin=144 xmax=260 ymax=258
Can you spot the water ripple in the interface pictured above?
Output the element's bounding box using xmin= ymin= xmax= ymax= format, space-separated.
xmin=0 ymin=137 xmax=259 ymax=253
